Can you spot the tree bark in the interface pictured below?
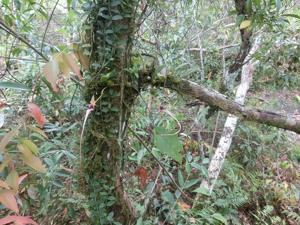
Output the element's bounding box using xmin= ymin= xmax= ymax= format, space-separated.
xmin=80 ymin=1 xmax=141 ymax=224
xmin=153 ymin=76 xmax=300 ymax=134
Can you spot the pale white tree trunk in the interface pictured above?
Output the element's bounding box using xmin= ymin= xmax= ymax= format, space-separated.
xmin=202 ymin=37 xmax=261 ymax=193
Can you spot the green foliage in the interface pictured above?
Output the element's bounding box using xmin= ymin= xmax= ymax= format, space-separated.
xmin=153 ymin=126 xmax=183 ymax=163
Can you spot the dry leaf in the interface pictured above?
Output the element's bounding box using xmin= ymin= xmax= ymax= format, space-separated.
xmin=0 ymin=129 xmax=19 ymax=152
xmin=43 ymin=59 xmax=60 ymax=92
xmin=73 ymin=44 xmax=90 ymax=70
xmin=0 ymin=215 xmax=38 ymax=225
xmin=0 ymin=180 xmax=10 ymax=189
xmin=177 ymin=201 xmax=191 ymax=211
xmin=0 ymin=189 xmax=19 ymax=213
xmin=6 ymin=170 xmax=19 ymax=193
xmin=63 ymin=53 xmax=83 ymax=80
xmin=133 ymin=167 xmax=148 ymax=188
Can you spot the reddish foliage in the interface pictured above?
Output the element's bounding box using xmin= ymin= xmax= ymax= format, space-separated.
xmin=27 ymin=103 xmax=47 ymax=128
xmin=133 ymin=167 xmax=148 ymax=188
xmin=0 ymin=215 xmax=38 ymax=225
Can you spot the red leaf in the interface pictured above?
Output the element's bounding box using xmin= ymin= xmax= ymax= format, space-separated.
xmin=27 ymin=103 xmax=47 ymax=128
xmin=133 ymin=167 xmax=148 ymax=188
xmin=0 ymin=216 xmax=38 ymax=225
xmin=18 ymin=174 xmax=28 ymax=185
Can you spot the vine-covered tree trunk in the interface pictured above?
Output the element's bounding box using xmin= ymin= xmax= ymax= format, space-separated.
xmin=79 ymin=1 xmax=141 ymax=224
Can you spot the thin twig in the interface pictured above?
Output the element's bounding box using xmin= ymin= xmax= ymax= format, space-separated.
xmin=41 ymin=0 xmax=60 ymax=54
xmin=0 ymin=19 xmax=48 ymax=61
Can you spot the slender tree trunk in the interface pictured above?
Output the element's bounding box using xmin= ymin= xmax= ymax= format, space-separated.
xmin=79 ymin=1 xmax=141 ymax=224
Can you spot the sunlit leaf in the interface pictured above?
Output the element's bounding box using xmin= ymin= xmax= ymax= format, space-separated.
xmin=18 ymin=145 xmax=47 ymax=173
xmin=43 ymin=59 xmax=60 ymax=92
xmin=62 ymin=53 xmax=83 ymax=80
xmin=20 ymin=139 xmax=39 ymax=155
xmin=54 ymin=53 xmax=71 ymax=76
xmin=0 ymin=215 xmax=38 ymax=225
xmin=27 ymin=103 xmax=47 ymax=128
xmin=0 ymin=189 xmax=19 ymax=213
xmin=240 ymin=20 xmax=251 ymax=29
xmin=0 ymin=129 xmax=19 ymax=152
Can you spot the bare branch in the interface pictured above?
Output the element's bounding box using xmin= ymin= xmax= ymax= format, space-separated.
xmin=153 ymin=76 xmax=300 ymax=134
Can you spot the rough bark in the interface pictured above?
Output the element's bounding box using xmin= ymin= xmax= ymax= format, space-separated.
xmin=80 ymin=1 xmax=141 ymax=224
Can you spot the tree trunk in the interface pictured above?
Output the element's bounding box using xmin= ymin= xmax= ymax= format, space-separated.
xmin=79 ymin=1 xmax=141 ymax=224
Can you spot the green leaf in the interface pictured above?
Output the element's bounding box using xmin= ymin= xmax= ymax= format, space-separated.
xmin=20 ymin=139 xmax=39 ymax=155
xmin=183 ymin=178 xmax=200 ymax=189
xmin=178 ymin=170 xmax=184 ymax=187
xmin=193 ymin=186 xmax=210 ymax=196
xmin=212 ymin=213 xmax=228 ymax=224
xmin=161 ymin=190 xmax=175 ymax=203
xmin=240 ymin=20 xmax=251 ymax=29
xmin=282 ymin=14 xmax=300 ymax=20
xmin=0 ymin=82 xmax=30 ymax=91
xmin=153 ymin=127 xmax=182 ymax=163
xmin=112 ymin=15 xmax=123 ymax=21
xmin=111 ymin=0 xmax=121 ymax=7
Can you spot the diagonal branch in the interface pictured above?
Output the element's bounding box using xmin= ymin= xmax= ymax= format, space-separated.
xmin=0 ymin=19 xmax=48 ymax=61
xmin=153 ymin=76 xmax=300 ymax=134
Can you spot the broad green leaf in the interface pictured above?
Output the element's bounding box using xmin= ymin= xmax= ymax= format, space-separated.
xmin=20 ymin=139 xmax=39 ymax=155
xmin=193 ymin=186 xmax=210 ymax=196
xmin=240 ymin=20 xmax=251 ymax=29
xmin=0 ymin=82 xmax=30 ymax=91
xmin=112 ymin=15 xmax=123 ymax=20
xmin=178 ymin=170 xmax=184 ymax=187
xmin=183 ymin=178 xmax=200 ymax=189
xmin=161 ymin=190 xmax=175 ymax=203
xmin=153 ymin=127 xmax=182 ymax=163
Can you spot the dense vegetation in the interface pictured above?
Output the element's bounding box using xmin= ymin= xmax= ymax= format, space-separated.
xmin=0 ymin=0 xmax=300 ymax=224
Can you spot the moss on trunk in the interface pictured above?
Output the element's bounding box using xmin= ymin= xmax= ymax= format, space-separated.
xmin=79 ymin=1 xmax=140 ymax=224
